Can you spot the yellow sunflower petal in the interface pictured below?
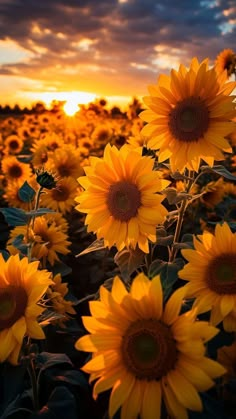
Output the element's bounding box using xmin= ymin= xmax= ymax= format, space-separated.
xmin=162 ymin=286 xmax=186 ymax=325
xmin=166 ymin=369 xmax=202 ymax=411
xmin=108 ymin=370 xmax=135 ymax=419
xmin=121 ymin=380 xmax=143 ymax=419
xmin=141 ymin=380 xmax=162 ymax=419
xmin=162 ymin=379 xmax=188 ymax=419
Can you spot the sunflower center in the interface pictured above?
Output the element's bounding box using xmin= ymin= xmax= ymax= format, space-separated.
xmin=8 ymin=164 xmax=23 ymax=178
xmin=58 ymin=165 xmax=71 ymax=177
xmin=0 ymin=286 xmax=28 ymax=330
xmin=107 ymin=181 xmax=141 ymax=222
xmin=9 ymin=140 xmax=19 ymax=150
xmin=41 ymin=152 xmax=48 ymax=163
xmin=206 ymin=253 xmax=236 ymax=294
xmin=49 ymin=142 xmax=59 ymax=150
xmin=121 ymin=319 xmax=177 ymax=380
xmin=51 ymin=185 xmax=70 ymax=201
xmin=169 ymin=97 xmax=209 ymax=142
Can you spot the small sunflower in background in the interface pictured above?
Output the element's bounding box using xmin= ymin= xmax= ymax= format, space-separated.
xmin=126 ymin=134 xmax=148 ymax=152
xmin=76 ymin=273 xmax=225 ymax=419
xmin=7 ymin=216 xmax=71 ymax=266
xmin=75 ymin=144 xmax=169 ymax=253
xmin=3 ymin=177 xmax=37 ymax=210
xmin=140 ymin=57 xmax=235 ymax=173
xmin=46 ymin=145 xmax=84 ymax=179
xmin=4 ymin=135 xmax=24 ymax=155
xmin=1 ymin=155 xmax=32 ymax=183
xmin=198 ymin=177 xmax=226 ymax=209
xmin=215 ymin=49 xmax=236 ymax=78
xmin=217 ymin=341 xmax=236 ymax=383
xmin=91 ymin=124 xmax=113 ymax=145
xmin=179 ymin=223 xmax=236 ymax=332
xmin=46 ymin=273 xmax=76 ymax=327
xmin=44 ymin=212 xmax=69 ymax=233
xmin=0 ymin=254 xmax=53 ymax=365
xmin=31 ymin=143 xmax=50 ymax=168
xmin=41 ymin=132 xmax=64 ymax=151
xmin=40 ymin=176 xmax=78 ymax=214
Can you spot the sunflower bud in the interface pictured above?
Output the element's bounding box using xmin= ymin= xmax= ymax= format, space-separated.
xmin=36 ymin=169 xmax=57 ymax=190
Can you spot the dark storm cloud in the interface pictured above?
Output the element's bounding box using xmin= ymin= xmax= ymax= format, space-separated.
xmin=0 ymin=0 xmax=235 ymax=97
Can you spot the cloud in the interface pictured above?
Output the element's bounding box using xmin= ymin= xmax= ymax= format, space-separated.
xmin=0 ymin=0 xmax=235 ymax=104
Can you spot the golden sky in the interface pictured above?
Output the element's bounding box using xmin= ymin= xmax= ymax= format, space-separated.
xmin=0 ymin=0 xmax=235 ymax=109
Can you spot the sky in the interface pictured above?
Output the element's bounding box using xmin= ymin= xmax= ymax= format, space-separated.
xmin=0 ymin=0 xmax=235 ymax=109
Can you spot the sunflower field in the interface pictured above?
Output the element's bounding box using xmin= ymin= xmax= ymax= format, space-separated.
xmin=0 ymin=53 xmax=236 ymax=419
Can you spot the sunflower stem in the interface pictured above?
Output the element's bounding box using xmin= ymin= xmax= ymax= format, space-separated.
xmin=27 ymin=186 xmax=44 ymax=262
xmin=27 ymin=356 xmax=39 ymax=412
xmin=32 ymin=186 xmax=44 ymax=229
xmin=169 ymin=173 xmax=194 ymax=263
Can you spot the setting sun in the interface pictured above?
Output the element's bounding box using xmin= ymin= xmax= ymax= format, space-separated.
xmin=63 ymin=100 xmax=80 ymax=116
xmin=27 ymin=90 xmax=97 ymax=112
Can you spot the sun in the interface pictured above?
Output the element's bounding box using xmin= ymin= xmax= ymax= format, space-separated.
xmin=30 ymin=90 xmax=97 ymax=114
xmin=63 ymin=99 xmax=80 ymax=116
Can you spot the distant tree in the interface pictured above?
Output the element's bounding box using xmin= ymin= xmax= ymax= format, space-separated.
xmin=32 ymin=102 xmax=46 ymax=114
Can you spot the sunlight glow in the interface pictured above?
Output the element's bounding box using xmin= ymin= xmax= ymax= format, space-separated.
xmin=63 ymin=100 xmax=80 ymax=116
xmin=32 ymin=90 xmax=97 ymax=109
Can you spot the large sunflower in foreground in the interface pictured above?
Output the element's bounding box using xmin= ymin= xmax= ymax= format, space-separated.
xmin=215 ymin=49 xmax=236 ymax=78
xmin=0 ymin=254 xmax=53 ymax=364
xmin=75 ymin=144 xmax=169 ymax=253
xmin=75 ymin=273 xmax=225 ymax=419
xmin=179 ymin=223 xmax=236 ymax=332
xmin=140 ymin=57 xmax=236 ymax=172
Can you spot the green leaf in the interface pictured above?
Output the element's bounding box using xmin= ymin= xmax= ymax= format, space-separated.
xmin=26 ymin=208 xmax=55 ymax=217
xmin=31 ymin=387 xmax=77 ymax=419
xmin=18 ymin=181 xmax=36 ymax=203
xmin=52 ymin=262 xmax=72 ymax=277
xmin=163 ymin=187 xmax=192 ymax=205
xmin=157 ymin=234 xmax=174 ymax=246
xmin=201 ymin=165 xmax=236 ymax=181
xmin=12 ymin=234 xmax=24 ymax=248
xmin=114 ymin=247 xmax=144 ymax=279
xmin=76 ymin=238 xmax=106 ymax=257
xmin=36 ymin=352 xmax=73 ymax=371
xmin=0 ymin=207 xmax=28 ymax=226
xmin=0 ymin=250 xmax=10 ymax=260
xmin=148 ymin=259 xmax=167 ymax=277
xmin=149 ymin=259 xmax=184 ymax=299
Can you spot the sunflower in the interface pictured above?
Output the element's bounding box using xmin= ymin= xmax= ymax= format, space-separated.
xmin=4 ymin=135 xmax=24 ymax=155
xmin=46 ymin=145 xmax=84 ymax=179
xmin=75 ymin=144 xmax=169 ymax=253
xmin=1 ymin=156 xmax=32 ymax=183
xmin=0 ymin=254 xmax=53 ymax=364
xmin=41 ymin=132 xmax=64 ymax=151
xmin=179 ymin=223 xmax=236 ymax=332
xmin=223 ymin=181 xmax=236 ymax=198
xmin=40 ymin=176 xmax=78 ymax=214
xmin=91 ymin=124 xmax=113 ymax=145
xmin=217 ymin=341 xmax=236 ymax=381
xmin=31 ymin=144 xmax=50 ymax=168
xmin=75 ymin=273 xmax=225 ymax=419
xmin=46 ymin=273 xmax=76 ymax=326
xmin=7 ymin=216 xmax=71 ymax=266
xmin=140 ymin=57 xmax=236 ymax=173
xmin=44 ymin=212 xmax=69 ymax=233
xmin=126 ymin=134 xmax=148 ymax=152
xmin=215 ymin=49 xmax=236 ymax=78
xmin=199 ymin=177 xmax=226 ymax=209
xmin=3 ymin=178 xmax=37 ymax=210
